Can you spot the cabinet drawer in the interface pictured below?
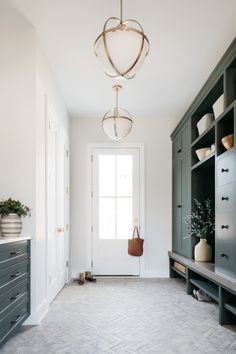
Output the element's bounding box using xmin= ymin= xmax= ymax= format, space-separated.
xmin=216 ymin=183 xmax=234 ymax=213
xmin=0 ymin=241 xmax=30 ymax=270
xmin=0 ymin=259 xmax=29 ymax=295
xmin=0 ymin=298 xmax=29 ymax=345
xmin=0 ymin=279 xmax=29 ymax=318
xmin=217 ymin=153 xmax=234 ymax=186
xmin=215 ymin=213 xmax=235 ymax=272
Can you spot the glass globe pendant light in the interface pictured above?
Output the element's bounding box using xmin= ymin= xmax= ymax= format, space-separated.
xmin=94 ymin=0 xmax=149 ymax=79
xmin=102 ymin=85 xmax=133 ymax=140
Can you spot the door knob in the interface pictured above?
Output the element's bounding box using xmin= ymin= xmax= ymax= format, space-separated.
xmin=57 ymin=227 xmax=64 ymax=232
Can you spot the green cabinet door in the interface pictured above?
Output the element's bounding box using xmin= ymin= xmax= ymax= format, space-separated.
xmin=172 ymin=120 xmax=191 ymax=257
xmin=172 ymin=162 xmax=182 ymax=253
xmin=181 ymin=153 xmax=191 ymax=257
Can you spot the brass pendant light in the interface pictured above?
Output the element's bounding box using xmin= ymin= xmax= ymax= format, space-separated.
xmin=102 ymin=85 xmax=133 ymax=140
xmin=94 ymin=0 xmax=149 ymax=79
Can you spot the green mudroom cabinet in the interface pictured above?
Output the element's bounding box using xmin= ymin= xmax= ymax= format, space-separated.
xmin=170 ymin=37 xmax=236 ymax=325
xmin=171 ymin=37 xmax=236 ymax=272
xmin=0 ymin=239 xmax=31 ymax=347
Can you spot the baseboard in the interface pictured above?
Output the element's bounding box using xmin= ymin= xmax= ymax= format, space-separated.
xmin=24 ymin=300 xmax=49 ymax=325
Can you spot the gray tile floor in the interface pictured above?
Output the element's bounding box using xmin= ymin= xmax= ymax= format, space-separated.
xmin=1 ymin=278 xmax=236 ymax=354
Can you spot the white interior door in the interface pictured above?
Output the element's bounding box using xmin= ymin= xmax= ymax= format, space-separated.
xmin=46 ymin=102 xmax=67 ymax=303
xmin=92 ymin=148 xmax=140 ymax=275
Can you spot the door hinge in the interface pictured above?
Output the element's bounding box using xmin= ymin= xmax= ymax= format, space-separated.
xmin=91 ymin=260 xmax=93 ymax=268
xmin=66 ymin=260 xmax=69 ymax=268
xmin=66 ymin=150 xmax=69 ymax=157
xmin=66 ymin=224 xmax=69 ymax=231
xmin=90 ymin=155 xmax=93 ymax=163
xmin=48 ymin=120 xmax=51 ymax=129
xmin=66 ymin=186 xmax=69 ymax=194
xmin=91 ymin=191 xmax=93 ymax=198
xmin=91 ymin=225 xmax=93 ymax=233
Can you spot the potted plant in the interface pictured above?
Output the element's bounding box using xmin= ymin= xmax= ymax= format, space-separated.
xmin=184 ymin=199 xmax=214 ymax=262
xmin=0 ymin=198 xmax=31 ymax=237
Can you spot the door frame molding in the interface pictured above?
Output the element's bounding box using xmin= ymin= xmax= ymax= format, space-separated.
xmin=45 ymin=97 xmax=69 ymax=303
xmin=87 ymin=143 xmax=145 ymax=276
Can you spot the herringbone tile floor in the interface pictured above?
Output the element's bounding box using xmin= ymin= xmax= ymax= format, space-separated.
xmin=1 ymin=278 xmax=236 ymax=354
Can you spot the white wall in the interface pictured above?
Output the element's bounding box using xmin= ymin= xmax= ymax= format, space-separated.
xmin=70 ymin=113 xmax=180 ymax=278
xmin=0 ymin=28 xmax=36 ymax=237
xmin=0 ymin=22 xmax=70 ymax=324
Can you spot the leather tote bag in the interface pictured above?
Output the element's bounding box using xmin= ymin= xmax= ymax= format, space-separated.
xmin=128 ymin=226 xmax=144 ymax=257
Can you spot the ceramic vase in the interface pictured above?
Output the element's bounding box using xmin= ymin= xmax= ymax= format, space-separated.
xmin=194 ymin=239 xmax=212 ymax=262
xmin=1 ymin=213 xmax=22 ymax=237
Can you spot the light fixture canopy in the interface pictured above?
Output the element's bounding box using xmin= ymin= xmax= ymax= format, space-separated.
xmin=102 ymin=85 xmax=133 ymax=141
xmin=94 ymin=0 xmax=149 ymax=79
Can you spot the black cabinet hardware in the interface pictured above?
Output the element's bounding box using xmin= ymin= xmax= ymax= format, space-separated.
xmin=10 ymin=292 xmax=22 ymax=301
xmin=177 ymin=205 xmax=182 ymax=208
xmin=10 ymin=272 xmax=22 ymax=278
xmin=10 ymin=315 xmax=22 ymax=325
xmin=221 ymin=225 xmax=229 ymax=229
xmin=221 ymin=253 xmax=228 ymax=258
xmin=10 ymin=251 xmax=21 ymax=256
xmin=177 ymin=149 xmax=181 ymax=153
xmin=221 ymin=197 xmax=229 ymax=201
xmin=221 ymin=168 xmax=229 ymax=173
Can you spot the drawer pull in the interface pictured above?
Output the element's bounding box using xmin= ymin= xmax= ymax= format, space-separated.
xmin=10 ymin=251 xmax=21 ymax=256
xmin=221 ymin=197 xmax=229 ymax=201
xmin=10 ymin=272 xmax=22 ymax=278
xmin=177 ymin=205 xmax=182 ymax=208
xmin=10 ymin=315 xmax=22 ymax=325
xmin=10 ymin=292 xmax=22 ymax=301
xmin=221 ymin=168 xmax=229 ymax=173
xmin=221 ymin=253 xmax=228 ymax=258
xmin=177 ymin=149 xmax=181 ymax=153
xmin=221 ymin=225 xmax=229 ymax=229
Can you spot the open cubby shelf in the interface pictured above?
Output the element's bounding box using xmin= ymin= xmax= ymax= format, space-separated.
xmin=171 ymin=266 xmax=187 ymax=279
xmin=216 ymin=106 xmax=234 ymax=156
xmin=191 ymin=152 xmax=215 ymax=171
xmin=225 ymin=58 xmax=236 ymax=107
xmin=190 ymin=278 xmax=219 ymax=302
xmin=191 ymin=76 xmax=224 ymax=143
xmin=224 ymin=303 xmax=236 ymax=316
xmin=191 ymin=121 xmax=215 ymax=149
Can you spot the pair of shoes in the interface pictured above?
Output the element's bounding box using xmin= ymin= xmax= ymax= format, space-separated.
xmin=85 ymin=271 xmax=96 ymax=282
xmin=78 ymin=272 xmax=85 ymax=285
xmin=192 ymin=289 xmax=212 ymax=302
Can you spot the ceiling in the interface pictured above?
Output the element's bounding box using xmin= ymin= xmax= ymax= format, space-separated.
xmin=6 ymin=0 xmax=236 ymax=121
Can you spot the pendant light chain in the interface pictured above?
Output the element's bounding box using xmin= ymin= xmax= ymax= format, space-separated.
xmin=120 ymin=0 xmax=123 ymax=24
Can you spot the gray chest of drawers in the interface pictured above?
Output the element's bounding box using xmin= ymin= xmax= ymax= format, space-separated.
xmin=0 ymin=239 xmax=30 ymax=347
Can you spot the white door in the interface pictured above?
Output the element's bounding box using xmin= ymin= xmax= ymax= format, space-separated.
xmin=46 ymin=102 xmax=67 ymax=303
xmin=92 ymin=148 xmax=140 ymax=275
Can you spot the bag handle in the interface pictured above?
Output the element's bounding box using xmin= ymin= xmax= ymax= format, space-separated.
xmin=133 ymin=226 xmax=140 ymax=239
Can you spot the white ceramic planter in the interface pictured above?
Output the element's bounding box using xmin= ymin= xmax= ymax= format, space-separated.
xmin=1 ymin=213 xmax=22 ymax=237
xmin=197 ymin=113 xmax=214 ymax=135
xmin=213 ymin=94 xmax=224 ymax=119
xmin=194 ymin=239 xmax=212 ymax=262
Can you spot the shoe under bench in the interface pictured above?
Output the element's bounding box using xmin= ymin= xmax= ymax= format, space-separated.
xmin=168 ymin=251 xmax=236 ymax=326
